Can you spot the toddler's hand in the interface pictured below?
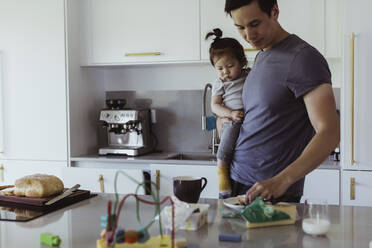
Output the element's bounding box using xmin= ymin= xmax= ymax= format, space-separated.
xmin=231 ymin=110 xmax=244 ymax=121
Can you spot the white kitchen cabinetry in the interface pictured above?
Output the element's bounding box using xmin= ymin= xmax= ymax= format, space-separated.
xmin=342 ymin=0 xmax=372 ymax=171
xmin=0 ymin=160 xmax=65 ymax=185
xmin=342 ymin=171 xmax=372 ymax=206
xmin=82 ymin=0 xmax=200 ymax=65
xmin=150 ymin=164 xmax=218 ymax=199
xmin=302 ymin=169 xmax=340 ymax=205
xmin=62 ymin=167 xmax=145 ymax=194
xmin=201 ymin=0 xmax=327 ymax=61
xmin=0 ymin=0 xmax=68 ymax=161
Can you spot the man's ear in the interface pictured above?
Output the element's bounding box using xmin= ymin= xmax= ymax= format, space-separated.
xmin=271 ymin=3 xmax=279 ymax=20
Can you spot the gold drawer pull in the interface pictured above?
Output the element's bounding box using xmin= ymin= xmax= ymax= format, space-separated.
xmin=350 ymin=177 xmax=355 ymax=200
xmin=125 ymin=52 xmax=162 ymax=57
xmin=0 ymin=164 xmax=4 ymax=183
xmin=98 ymin=174 xmax=105 ymax=193
xmin=244 ymin=48 xmax=259 ymax=52
xmin=155 ymin=170 xmax=160 ymax=190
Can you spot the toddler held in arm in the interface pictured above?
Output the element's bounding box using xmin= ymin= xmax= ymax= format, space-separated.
xmin=205 ymin=28 xmax=250 ymax=199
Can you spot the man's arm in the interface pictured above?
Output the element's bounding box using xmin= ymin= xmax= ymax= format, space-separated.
xmin=245 ymin=83 xmax=340 ymax=203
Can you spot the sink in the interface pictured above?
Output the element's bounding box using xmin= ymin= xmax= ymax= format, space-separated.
xmin=166 ymin=153 xmax=217 ymax=161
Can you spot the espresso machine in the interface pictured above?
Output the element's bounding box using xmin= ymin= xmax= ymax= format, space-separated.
xmin=99 ymin=99 xmax=154 ymax=156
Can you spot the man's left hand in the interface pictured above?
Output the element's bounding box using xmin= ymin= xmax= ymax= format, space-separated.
xmin=244 ymin=176 xmax=291 ymax=204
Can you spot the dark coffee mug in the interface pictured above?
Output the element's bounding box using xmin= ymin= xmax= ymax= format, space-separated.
xmin=173 ymin=176 xmax=208 ymax=203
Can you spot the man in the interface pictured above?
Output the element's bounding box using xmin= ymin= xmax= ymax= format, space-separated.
xmin=223 ymin=0 xmax=340 ymax=204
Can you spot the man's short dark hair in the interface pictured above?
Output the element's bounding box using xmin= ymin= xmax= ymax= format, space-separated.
xmin=225 ymin=0 xmax=277 ymax=16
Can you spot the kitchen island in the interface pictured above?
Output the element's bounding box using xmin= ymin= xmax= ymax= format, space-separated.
xmin=1 ymin=194 xmax=369 ymax=248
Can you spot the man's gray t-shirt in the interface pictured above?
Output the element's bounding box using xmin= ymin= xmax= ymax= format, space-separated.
xmin=230 ymin=34 xmax=332 ymax=197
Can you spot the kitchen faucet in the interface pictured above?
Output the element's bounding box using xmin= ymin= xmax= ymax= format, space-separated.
xmin=202 ymin=83 xmax=219 ymax=155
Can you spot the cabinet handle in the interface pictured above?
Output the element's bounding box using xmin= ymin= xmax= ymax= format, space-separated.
xmin=98 ymin=174 xmax=105 ymax=193
xmin=125 ymin=52 xmax=162 ymax=57
xmin=0 ymin=51 xmax=4 ymax=154
xmin=244 ymin=48 xmax=259 ymax=52
xmin=350 ymin=33 xmax=355 ymax=166
xmin=350 ymin=177 xmax=355 ymax=200
xmin=155 ymin=170 xmax=160 ymax=190
xmin=0 ymin=164 xmax=3 ymax=183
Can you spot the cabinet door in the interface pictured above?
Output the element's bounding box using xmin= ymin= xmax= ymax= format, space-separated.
xmin=342 ymin=171 xmax=372 ymax=206
xmin=302 ymin=169 xmax=340 ymax=205
xmin=342 ymin=0 xmax=372 ymax=170
xmin=85 ymin=0 xmax=200 ymax=64
xmin=278 ymin=0 xmax=325 ymax=54
xmin=62 ymin=167 xmax=145 ymax=194
xmin=0 ymin=0 xmax=67 ymax=161
xmin=201 ymin=0 xmax=325 ymax=61
xmin=150 ymin=164 xmax=218 ymax=199
xmin=0 ymin=160 xmax=65 ymax=186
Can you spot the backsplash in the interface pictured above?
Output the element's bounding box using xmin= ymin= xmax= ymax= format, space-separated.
xmin=105 ymin=90 xmax=213 ymax=153
xmin=103 ymin=88 xmax=340 ymax=153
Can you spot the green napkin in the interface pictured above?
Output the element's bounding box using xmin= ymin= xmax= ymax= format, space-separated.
xmin=240 ymin=197 xmax=290 ymax=223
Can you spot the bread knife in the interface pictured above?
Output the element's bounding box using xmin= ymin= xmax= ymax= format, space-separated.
xmin=45 ymin=184 xmax=80 ymax=205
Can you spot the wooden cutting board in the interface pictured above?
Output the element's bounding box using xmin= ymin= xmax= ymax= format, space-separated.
xmin=0 ymin=189 xmax=93 ymax=211
xmin=246 ymin=203 xmax=297 ymax=228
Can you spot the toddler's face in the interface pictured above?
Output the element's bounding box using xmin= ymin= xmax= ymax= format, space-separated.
xmin=213 ymin=55 xmax=243 ymax=82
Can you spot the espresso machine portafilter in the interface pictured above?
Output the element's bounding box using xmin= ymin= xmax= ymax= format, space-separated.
xmin=99 ymin=99 xmax=154 ymax=156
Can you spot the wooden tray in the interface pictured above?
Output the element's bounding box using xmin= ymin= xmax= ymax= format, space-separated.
xmin=0 ymin=189 xmax=95 ymax=212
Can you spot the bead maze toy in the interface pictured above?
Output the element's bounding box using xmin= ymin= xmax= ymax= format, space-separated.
xmin=96 ymin=171 xmax=178 ymax=248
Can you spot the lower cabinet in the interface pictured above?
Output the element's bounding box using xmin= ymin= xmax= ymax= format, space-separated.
xmin=0 ymin=160 xmax=65 ymax=186
xmin=62 ymin=167 xmax=146 ymax=195
xmin=150 ymin=163 xmax=218 ymax=199
xmin=302 ymin=169 xmax=340 ymax=205
xmin=342 ymin=170 xmax=372 ymax=206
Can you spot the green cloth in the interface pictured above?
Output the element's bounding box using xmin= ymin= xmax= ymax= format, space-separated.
xmin=240 ymin=197 xmax=290 ymax=223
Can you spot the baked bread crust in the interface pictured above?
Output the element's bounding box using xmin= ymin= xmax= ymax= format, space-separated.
xmin=13 ymin=174 xmax=64 ymax=198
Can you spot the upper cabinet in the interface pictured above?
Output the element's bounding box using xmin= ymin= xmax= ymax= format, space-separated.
xmin=81 ymin=0 xmax=200 ymax=65
xmin=0 ymin=0 xmax=68 ymax=161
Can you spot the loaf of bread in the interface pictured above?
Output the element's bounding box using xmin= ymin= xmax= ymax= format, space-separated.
xmin=13 ymin=174 xmax=64 ymax=198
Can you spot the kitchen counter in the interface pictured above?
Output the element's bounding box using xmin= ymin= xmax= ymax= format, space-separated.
xmin=71 ymin=152 xmax=341 ymax=169
xmin=0 ymin=194 xmax=370 ymax=248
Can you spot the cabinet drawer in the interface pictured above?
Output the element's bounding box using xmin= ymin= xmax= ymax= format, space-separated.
xmin=62 ymin=167 xmax=145 ymax=194
xmin=150 ymin=164 xmax=218 ymax=199
xmin=302 ymin=169 xmax=340 ymax=205
xmin=342 ymin=171 xmax=372 ymax=206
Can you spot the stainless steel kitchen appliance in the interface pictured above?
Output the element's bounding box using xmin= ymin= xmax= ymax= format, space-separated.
xmin=99 ymin=99 xmax=154 ymax=156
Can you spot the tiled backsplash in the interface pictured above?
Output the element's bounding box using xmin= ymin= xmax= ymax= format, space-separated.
xmin=104 ymin=88 xmax=340 ymax=153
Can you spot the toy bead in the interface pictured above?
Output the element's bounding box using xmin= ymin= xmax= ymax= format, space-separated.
xmin=100 ymin=229 xmax=107 ymax=239
xmin=137 ymin=227 xmax=150 ymax=243
xmin=115 ymin=227 xmax=125 ymax=243
xmin=100 ymin=214 xmax=108 ymax=229
xmin=105 ymin=230 xmax=114 ymax=245
xmin=124 ymin=230 xmax=139 ymax=244
xmin=40 ymin=233 xmax=61 ymax=247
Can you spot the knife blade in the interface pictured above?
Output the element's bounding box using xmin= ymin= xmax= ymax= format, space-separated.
xmin=45 ymin=184 xmax=80 ymax=205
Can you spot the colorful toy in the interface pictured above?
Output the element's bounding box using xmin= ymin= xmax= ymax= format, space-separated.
xmin=40 ymin=233 xmax=61 ymax=247
xmin=96 ymin=171 xmax=177 ymax=248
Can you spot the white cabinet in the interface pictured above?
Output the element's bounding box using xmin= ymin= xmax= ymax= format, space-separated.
xmin=201 ymin=0 xmax=329 ymax=61
xmin=341 ymin=0 xmax=372 ymax=171
xmin=150 ymin=164 xmax=218 ymax=199
xmin=302 ymin=169 xmax=340 ymax=205
xmin=62 ymin=167 xmax=145 ymax=194
xmin=0 ymin=160 xmax=65 ymax=186
xmin=82 ymin=0 xmax=200 ymax=65
xmin=0 ymin=0 xmax=68 ymax=161
xmin=342 ymin=171 xmax=372 ymax=206
xmin=278 ymin=0 xmax=325 ymax=55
